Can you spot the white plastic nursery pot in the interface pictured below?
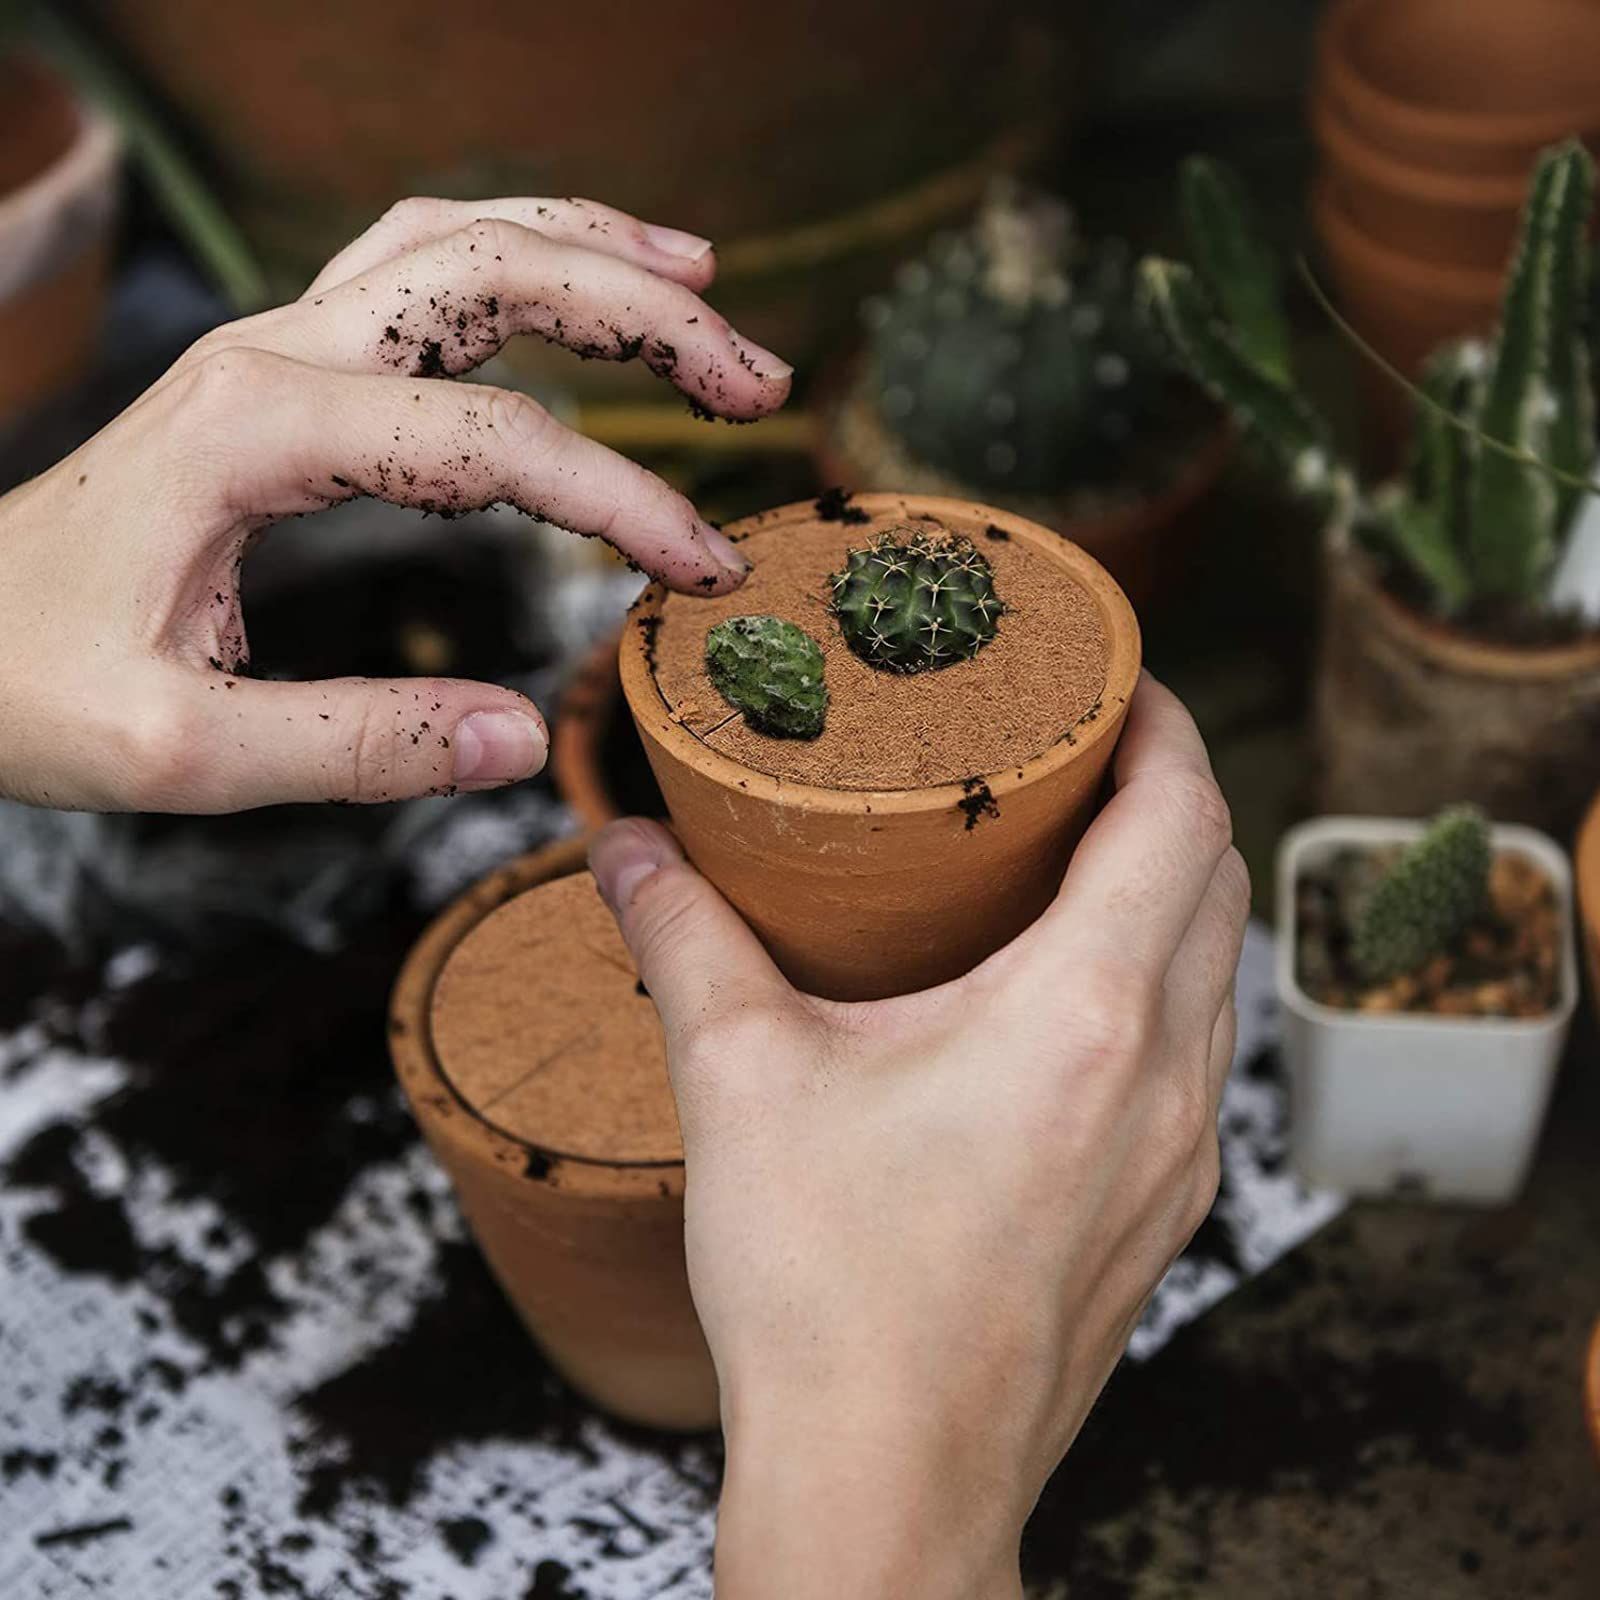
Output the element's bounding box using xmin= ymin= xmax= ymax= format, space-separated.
xmin=1275 ymin=816 xmax=1577 ymax=1206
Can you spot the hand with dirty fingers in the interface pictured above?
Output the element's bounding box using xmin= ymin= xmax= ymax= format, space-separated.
xmin=0 ymin=195 xmax=790 ymax=811
xmin=589 ymin=675 xmax=1249 ymax=1600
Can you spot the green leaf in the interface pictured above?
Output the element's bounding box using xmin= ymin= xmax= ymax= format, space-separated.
xmin=1178 ymin=156 xmax=1293 ymax=383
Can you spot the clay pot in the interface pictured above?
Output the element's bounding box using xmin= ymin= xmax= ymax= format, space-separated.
xmin=93 ymin=0 xmax=1071 ymax=372
xmin=814 ymin=362 xmax=1232 ymax=614
xmin=389 ymin=836 xmax=717 ymax=1430
xmin=1314 ymin=519 xmax=1600 ymax=839
xmin=0 ymin=54 xmax=120 ymax=424
xmin=1576 ymin=790 xmax=1600 ymax=1008
xmin=1586 ymin=1315 xmax=1600 ymax=1468
xmin=1311 ymin=92 xmax=1532 ymax=273
xmin=551 ymin=629 xmax=663 ymax=830
xmin=1317 ymin=0 xmax=1600 ymax=180
xmin=618 ymin=493 xmax=1141 ymax=1002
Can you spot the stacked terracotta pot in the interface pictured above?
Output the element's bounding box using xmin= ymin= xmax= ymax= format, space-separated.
xmin=1311 ymin=0 xmax=1600 ymax=442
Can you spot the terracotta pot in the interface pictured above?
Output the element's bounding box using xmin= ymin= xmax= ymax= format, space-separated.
xmin=1311 ymin=91 xmax=1532 ymax=273
xmin=94 ymin=1 xmax=1071 ymax=371
xmin=551 ymin=629 xmax=664 ymax=830
xmin=1586 ymin=1315 xmax=1600 ymax=1468
xmin=814 ymin=361 xmax=1232 ymax=614
xmin=1576 ymin=791 xmax=1600 ymax=1009
xmin=1317 ymin=0 xmax=1600 ymax=179
xmin=389 ymin=836 xmax=717 ymax=1430
xmin=1314 ymin=519 xmax=1600 ymax=839
xmin=619 ymin=493 xmax=1141 ymax=1002
xmin=0 ymin=54 xmax=120 ymax=424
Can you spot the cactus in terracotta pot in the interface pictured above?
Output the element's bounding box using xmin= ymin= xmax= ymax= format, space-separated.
xmin=1352 ymin=806 xmax=1493 ymax=980
xmin=705 ymin=615 xmax=828 ymax=739
xmin=1140 ymin=141 xmax=1597 ymax=623
xmin=860 ymin=182 xmax=1168 ymax=495
xmin=829 ymin=529 xmax=1004 ymax=673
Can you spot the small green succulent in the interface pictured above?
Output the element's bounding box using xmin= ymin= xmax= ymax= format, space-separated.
xmin=829 ymin=528 xmax=1003 ymax=674
xmin=704 ymin=615 xmax=828 ymax=739
xmin=1352 ymin=806 xmax=1492 ymax=981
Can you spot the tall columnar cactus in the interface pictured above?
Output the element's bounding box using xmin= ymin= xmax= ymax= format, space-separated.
xmin=705 ymin=616 xmax=828 ymax=739
xmin=1140 ymin=142 xmax=1597 ymax=622
xmin=862 ymin=182 xmax=1166 ymax=494
xmin=829 ymin=528 xmax=1003 ymax=673
xmin=1351 ymin=806 xmax=1492 ymax=981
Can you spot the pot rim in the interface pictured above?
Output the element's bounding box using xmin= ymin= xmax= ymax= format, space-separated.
xmin=618 ymin=492 xmax=1142 ymax=816
xmin=1319 ymin=0 xmax=1600 ymax=151
xmin=1311 ymin=93 xmax=1535 ymax=210
xmin=1274 ymin=814 xmax=1579 ymax=1037
xmin=1326 ymin=515 xmax=1600 ymax=679
xmin=388 ymin=835 xmax=686 ymax=1194
xmin=1313 ymin=180 xmax=1505 ymax=301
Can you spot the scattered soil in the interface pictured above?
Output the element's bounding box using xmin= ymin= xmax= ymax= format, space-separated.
xmin=1294 ymin=847 xmax=1562 ymax=1018
xmin=650 ymin=510 xmax=1109 ymax=790
xmin=430 ymin=872 xmax=680 ymax=1164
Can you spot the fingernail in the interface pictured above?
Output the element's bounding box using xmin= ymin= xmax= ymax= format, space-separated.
xmin=701 ymin=523 xmax=750 ymax=579
xmin=642 ymin=223 xmax=714 ymax=262
xmin=452 ymin=711 xmax=547 ymax=788
xmin=591 ymin=820 xmax=683 ymax=912
xmin=730 ymin=332 xmax=793 ymax=382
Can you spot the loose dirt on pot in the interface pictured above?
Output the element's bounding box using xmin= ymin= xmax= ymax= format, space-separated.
xmin=430 ymin=872 xmax=680 ymax=1165
xmin=650 ymin=512 xmax=1110 ymax=789
xmin=1294 ymin=848 xmax=1562 ymax=1019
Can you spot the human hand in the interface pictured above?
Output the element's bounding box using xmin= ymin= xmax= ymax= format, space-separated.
xmin=0 ymin=196 xmax=789 ymax=812
xmin=589 ymin=675 xmax=1248 ymax=1599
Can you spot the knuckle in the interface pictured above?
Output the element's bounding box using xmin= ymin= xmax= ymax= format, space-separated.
xmin=1185 ymin=1137 xmax=1223 ymax=1232
xmin=379 ymin=195 xmax=443 ymax=231
xmin=451 ymin=215 xmax=532 ymax=267
xmin=170 ymin=342 xmax=286 ymax=415
xmin=1160 ymin=768 xmax=1233 ymax=859
xmin=481 ymin=386 xmax=555 ymax=456
xmin=1066 ymin=962 xmax=1156 ymax=1074
xmin=117 ymin=694 xmax=203 ymax=809
xmin=1214 ymin=845 xmax=1252 ymax=919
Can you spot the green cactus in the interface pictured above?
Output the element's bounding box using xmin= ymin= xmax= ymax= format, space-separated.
xmin=704 ymin=616 xmax=828 ymax=739
xmin=829 ymin=528 xmax=1003 ymax=673
xmin=861 ymin=182 xmax=1167 ymax=494
xmin=1351 ymin=807 xmax=1492 ymax=982
xmin=1139 ymin=141 xmax=1597 ymax=625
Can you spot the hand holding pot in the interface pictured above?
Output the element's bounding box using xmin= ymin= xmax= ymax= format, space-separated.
xmin=0 ymin=195 xmax=790 ymax=812
xmin=589 ymin=674 xmax=1248 ymax=1599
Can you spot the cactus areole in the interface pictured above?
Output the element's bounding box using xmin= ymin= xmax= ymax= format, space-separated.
xmin=829 ymin=528 xmax=1005 ymax=673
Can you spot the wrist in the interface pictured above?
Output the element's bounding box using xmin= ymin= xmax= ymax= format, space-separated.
xmin=715 ymin=1385 xmax=1027 ymax=1600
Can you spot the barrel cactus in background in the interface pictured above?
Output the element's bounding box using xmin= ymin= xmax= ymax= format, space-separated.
xmin=860 ymin=182 xmax=1171 ymax=495
xmin=1140 ymin=141 xmax=1597 ymax=625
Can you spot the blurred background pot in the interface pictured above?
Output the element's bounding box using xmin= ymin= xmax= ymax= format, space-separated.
xmin=1576 ymin=789 xmax=1600 ymax=1007
xmin=0 ymin=52 xmax=119 ymax=424
xmin=1276 ymin=815 xmax=1577 ymax=1205
xmin=550 ymin=627 xmax=663 ymax=831
xmin=1588 ymin=1315 xmax=1600 ymax=1467
xmin=389 ymin=836 xmax=717 ymax=1431
xmin=1315 ymin=521 xmax=1600 ymax=838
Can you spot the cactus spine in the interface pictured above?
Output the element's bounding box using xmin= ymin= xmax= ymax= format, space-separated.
xmin=829 ymin=528 xmax=1003 ymax=673
xmin=705 ymin=616 xmax=828 ymax=739
xmin=1351 ymin=807 xmax=1492 ymax=981
xmin=1140 ymin=142 xmax=1597 ymax=623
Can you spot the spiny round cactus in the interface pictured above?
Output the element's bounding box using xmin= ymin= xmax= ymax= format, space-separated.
xmin=861 ymin=180 xmax=1164 ymax=495
xmin=1352 ymin=806 xmax=1492 ymax=982
xmin=829 ymin=528 xmax=1003 ymax=674
xmin=705 ymin=615 xmax=827 ymax=739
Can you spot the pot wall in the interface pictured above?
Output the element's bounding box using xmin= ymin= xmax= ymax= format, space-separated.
xmin=1276 ymin=816 xmax=1577 ymax=1205
xmin=389 ymin=840 xmax=717 ymax=1431
xmin=1314 ymin=523 xmax=1600 ymax=839
xmin=619 ymin=495 xmax=1141 ymax=1002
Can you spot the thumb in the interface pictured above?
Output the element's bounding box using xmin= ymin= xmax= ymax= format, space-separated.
xmin=162 ymin=670 xmax=546 ymax=810
xmin=588 ymin=818 xmax=793 ymax=1065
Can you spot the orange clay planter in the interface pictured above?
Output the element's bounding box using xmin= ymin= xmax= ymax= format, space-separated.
xmin=551 ymin=628 xmax=662 ymax=830
xmin=1316 ymin=0 xmax=1600 ymax=181
xmin=618 ymin=493 xmax=1141 ymax=1002
xmin=1587 ymin=1316 xmax=1600 ymax=1468
xmin=389 ymin=836 xmax=716 ymax=1431
xmin=1576 ymin=791 xmax=1600 ymax=1012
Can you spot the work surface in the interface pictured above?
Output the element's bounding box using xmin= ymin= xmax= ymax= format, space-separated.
xmin=0 ymin=884 xmax=1593 ymax=1599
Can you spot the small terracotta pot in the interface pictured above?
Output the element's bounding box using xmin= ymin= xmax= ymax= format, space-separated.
xmin=551 ymin=629 xmax=664 ymax=830
xmin=1318 ymin=0 xmax=1600 ymax=179
xmin=814 ymin=359 xmax=1232 ymax=615
xmin=618 ymin=493 xmax=1141 ymax=1002
xmin=1315 ymin=518 xmax=1600 ymax=838
xmin=389 ymin=836 xmax=717 ymax=1431
xmin=1311 ymin=92 xmax=1532 ymax=273
xmin=1586 ymin=1315 xmax=1600 ymax=1468
xmin=0 ymin=54 xmax=120 ymax=424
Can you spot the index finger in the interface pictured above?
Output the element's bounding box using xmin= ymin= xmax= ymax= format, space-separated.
xmin=1005 ymin=673 xmax=1234 ymax=987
